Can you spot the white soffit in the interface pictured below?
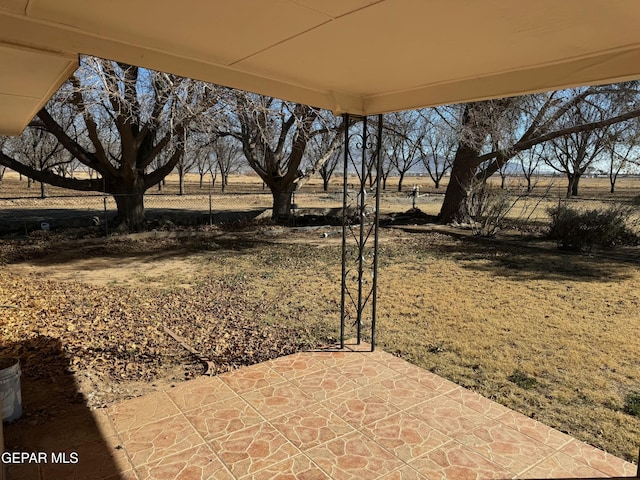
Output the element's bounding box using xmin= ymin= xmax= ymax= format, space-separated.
xmin=0 ymin=44 xmax=76 ymax=136
xmin=1 ymin=0 xmax=640 ymax=135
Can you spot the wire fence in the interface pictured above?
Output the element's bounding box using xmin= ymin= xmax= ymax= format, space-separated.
xmin=1 ymin=186 xmax=639 ymax=237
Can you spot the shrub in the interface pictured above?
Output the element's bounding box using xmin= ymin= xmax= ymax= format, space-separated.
xmin=624 ymin=392 xmax=640 ymax=417
xmin=547 ymin=203 xmax=634 ymax=252
xmin=459 ymin=180 xmax=516 ymax=237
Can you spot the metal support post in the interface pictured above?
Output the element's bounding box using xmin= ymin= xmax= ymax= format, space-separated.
xmin=340 ymin=114 xmax=383 ymax=352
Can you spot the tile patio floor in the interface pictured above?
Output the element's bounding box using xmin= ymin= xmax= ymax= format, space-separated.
xmin=6 ymin=342 xmax=638 ymax=480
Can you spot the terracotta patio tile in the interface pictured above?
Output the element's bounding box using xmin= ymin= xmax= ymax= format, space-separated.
xmin=402 ymin=367 xmax=460 ymax=394
xmin=219 ymin=363 xmax=286 ymax=393
xmin=306 ymin=430 xmax=405 ymax=480
xmin=183 ymin=395 xmax=264 ymax=441
xmin=372 ymin=376 xmax=441 ymax=410
xmin=136 ymin=443 xmax=234 ymax=480
xmin=344 ymin=341 xmax=373 ymax=352
xmin=107 ymin=390 xmax=180 ymax=431
xmin=305 ymin=351 xmax=367 ymax=369
xmin=409 ymin=440 xmax=513 ymax=480
xmin=291 ymin=368 xmax=359 ymax=401
xmin=367 ymin=355 xmax=458 ymax=394
xmin=270 ymin=403 xmax=356 ymax=450
xmin=209 ymin=423 xmax=300 ymax=478
xmin=405 ymin=395 xmax=492 ymax=437
xmin=446 ymin=387 xmax=513 ymax=419
xmin=516 ymin=451 xmax=611 ymax=479
xmin=265 ymin=353 xmax=326 ymax=380
xmin=246 ymin=453 xmax=331 ymax=480
xmin=118 ymin=414 xmax=204 ymax=468
xmin=353 ymin=350 xmax=410 ymax=368
xmin=455 ymin=420 xmax=556 ymax=476
xmin=361 ymin=412 xmax=450 ymax=462
xmin=321 ymin=388 xmax=401 ymax=429
xmin=241 ymin=382 xmax=316 ymax=419
xmin=101 ymin=472 xmax=139 ymax=480
xmin=368 ymin=349 xmax=406 ymax=362
xmin=334 ymin=359 xmax=400 ymax=387
xmin=164 ymin=375 xmax=237 ymax=411
xmin=559 ymin=439 xmax=638 ymax=477
xmin=379 ymin=465 xmax=430 ymax=480
xmin=495 ymin=410 xmax=573 ymax=450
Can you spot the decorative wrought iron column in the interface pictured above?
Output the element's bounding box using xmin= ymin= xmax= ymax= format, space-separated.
xmin=340 ymin=113 xmax=383 ymax=352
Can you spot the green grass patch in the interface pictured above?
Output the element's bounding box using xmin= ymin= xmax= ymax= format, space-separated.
xmin=508 ymin=369 xmax=538 ymax=390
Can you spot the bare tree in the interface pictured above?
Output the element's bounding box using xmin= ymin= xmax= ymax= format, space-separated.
xmin=2 ymin=126 xmax=71 ymax=198
xmin=318 ymin=149 xmax=341 ymax=192
xmin=305 ymin=129 xmax=341 ymax=192
xmin=544 ymin=101 xmax=611 ymax=197
xmin=379 ymin=146 xmax=395 ymax=191
xmin=438 ymin=84 xmax=640 ymax=222
xmin=383 ymin=111 xmax=423 ymax=192
xmin=418 ymin=108 xmax=455 ymax=189
xmin=175 ymin=131 xmax=199 ymax=195
xmin=194 ymin=146 xmax=214 ymax=189
xmin=516 ymin=143 xmax=545 ymax=192
xmin=213 ymin=136 xmax=244 ymax=192
xmin=223 ymin=92 xmax=342 ymax=221
xmin=604 ymin=119 xmax=640 ymax=193
xmin=0 ymin=56 xmax=218 ymax=229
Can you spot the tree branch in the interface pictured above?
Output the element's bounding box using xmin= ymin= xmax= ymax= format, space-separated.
xmin=0 ymin=151 xmax=105 ymax=192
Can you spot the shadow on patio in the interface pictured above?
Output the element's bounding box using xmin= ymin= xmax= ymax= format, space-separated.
xmin=2 ymin=335 xmax=132 ymax=479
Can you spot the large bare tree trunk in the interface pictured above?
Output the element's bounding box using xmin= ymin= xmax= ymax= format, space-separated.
xmin=271 ymin=184 xmax=295 ymax=221
xmin=110 ymin=171 xmax=147 ymax=229
xmin=438 ymin=145 xmax=478 ymax=223
xmin=113 ymin=180 xmax=146 ymax=230
xmin=114 ymin=194 xmax=145 ymax=230
xmin=178 ymin=169 xmax=185 ymax=195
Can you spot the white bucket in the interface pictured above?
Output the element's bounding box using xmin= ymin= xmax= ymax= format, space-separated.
xmin=0 ymin=358 xmax=22 ymax=422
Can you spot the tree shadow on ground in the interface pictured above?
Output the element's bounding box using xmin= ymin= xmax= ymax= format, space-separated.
xmin=421 ymin=233 xmax=638 ymax=282
xmin=0 ymin=231 xmax=276 ymax=268
xmin=1 ymin=336 xmax=128 ymax=479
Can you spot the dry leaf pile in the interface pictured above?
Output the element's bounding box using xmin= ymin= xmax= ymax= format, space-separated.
xmin=0 ymin=264 xmax=315 ymax=409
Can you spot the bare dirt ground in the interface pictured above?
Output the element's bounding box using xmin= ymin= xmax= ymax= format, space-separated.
xmin=1 ymin=223 xmax=640 ymax=463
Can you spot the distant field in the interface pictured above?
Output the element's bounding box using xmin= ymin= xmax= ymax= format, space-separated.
xmin=2 ymin=170 xmax=640 ymax=199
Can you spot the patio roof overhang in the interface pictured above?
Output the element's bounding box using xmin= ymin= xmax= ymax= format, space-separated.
xmin=2 ymin=0 xmax=640 ymax=135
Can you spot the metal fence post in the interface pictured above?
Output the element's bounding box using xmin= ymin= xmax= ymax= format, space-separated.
xmin=209 ymin=188 xmax=213 ymax=226
xmin=103 ymin=195 xmax=109 ymax=236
